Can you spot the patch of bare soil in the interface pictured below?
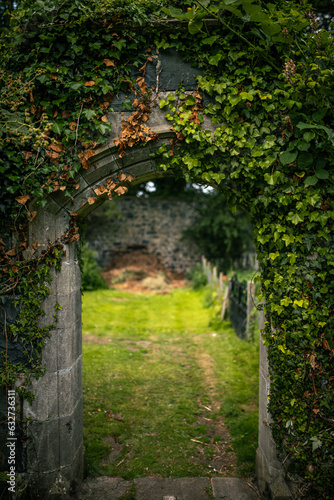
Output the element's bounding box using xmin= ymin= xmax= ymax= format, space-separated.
xmin=101 ymin=250 xmax=187 ymax=293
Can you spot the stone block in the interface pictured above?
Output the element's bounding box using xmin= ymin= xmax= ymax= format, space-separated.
xmin=211 ymin=478 xmax=259 ymax=500
xmin=41 ymin=330 xmax=58 ymax=373
xmin=70 ymin=174 xmax=90 ymax=197
xmin=60 ymin=240 xmax=78 ymax=265
xmin=24 ymin=442 xmax=84 ymax=499
xmin=58 ymin=356 xmax=82 ymax=418
xmin=126 ymin=161 xmax=158 ymax=181
xmin=59 ymin=397 xmax=83 ymax=467
xmin=147 ymin=49 xmax=202 ymax=91
xmin=55 ymin=259 xmax=81 ymax=295
xmin=134 ymin=478 xmax=210 ymax=500
xmin=43 ymin=196 xmax=64 ymax=216
xmin=38 ymin=294 xmax=58 ymax=329
xmin=26 ymin=418 xmax=61 ymax=473
xmin=79 ymin=152 xmax=112 ymax=179
xmin=79 ymin=477 xmax=132 ymax=500
xmin=29 ymin=210 xmax=57 ymax=251
xmin=57 ymin=319 xmax=82 ymax=372
xmin=55 ymin=209 xmax=71 ymax=240
xmin=55 ymin=289 xmax=81 ymax=330
xmin=81 ymin=155 xmax=118 ymax=186
xmin=121 ymin=148 xmax=151 ymax=168
xmin=24 ymin=371 xmax=58 ymax=421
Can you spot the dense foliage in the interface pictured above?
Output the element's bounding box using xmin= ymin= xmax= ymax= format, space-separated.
xmin=0 ymin=0 xmax=333 ymax=496
xmin=184 ymin=190 xmax=254 ymax=272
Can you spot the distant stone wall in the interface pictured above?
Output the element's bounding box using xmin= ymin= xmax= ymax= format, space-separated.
xmin=84 ymin=197 xmax=201 ymax=274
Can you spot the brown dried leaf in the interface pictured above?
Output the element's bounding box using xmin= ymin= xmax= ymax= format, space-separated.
xmin=87 ymin=197 xmax=97 ymax=205
xmin=59 ymin=186 xmax=66 ymax=191
xmin=46 ymin=150 xmax=60 ymax=159
xmin=50 ymin=74 xmax=58 ymax=80
xmin=118 ymin=173 xmax=127 ymax=182
xmin=32 ymin=242 xmax=38 ymax=250
xmin=27 ymin=211 xmax=37 ymax=222
xmin=106 ymin=179 xmax=117 ymax=190
xmin=69 ymin=122 xmax=77 ymax=131
xmin=309 ymin=354 xmax=316 ymax=370
xmin=136 ymin=76 xmax=145 ymax=87
xmin=78 ymin=148 xmax=95 ymax=169
xmin=69 ymin=234 xmax=80 ymax=242
xmin=15 ymin=195 xmax=30 ymax=205
xmin=70 ymin=212 xmax=78 ymax=217
xmin=85 ymin=81 xmax=96 ymax=87
xmin=30 ymin=104 xmax=37 ymax=114
xmin=101 ymin=115 xmax=109 ymax=123
xmin=6 ymin=248 xmax=16 ymax=257
xmin=50 ymin=142 xmax=65 ymax=153
xmin=114 ymin=186 xmax=128 ymax=196
xmin=23 ymin=151 xmax=33 ymax=160
xmin=94 ymin=186 xmax=107 ymax=196
xmin=103 ymin=59 xmax=115 ymax=67
xmin=322 ymin=337 xmax=330 ymax=350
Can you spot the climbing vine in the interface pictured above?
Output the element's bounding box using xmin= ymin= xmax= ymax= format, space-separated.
xmin=0 ymin=0 xmax=333 ymax=496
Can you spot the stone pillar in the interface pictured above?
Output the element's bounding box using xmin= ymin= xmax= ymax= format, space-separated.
xmin=19 ymin=203 xmax=84 ymax=498
xmin=256 ymin=314 xmax=292 ymax=499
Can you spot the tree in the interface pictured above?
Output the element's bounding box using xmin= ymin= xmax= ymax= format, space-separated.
xmin=184 ymin=190 xmax=254 ymax=273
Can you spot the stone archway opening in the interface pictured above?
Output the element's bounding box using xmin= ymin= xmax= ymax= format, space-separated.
xmin=21 ymin=135 xmax=282 ymax=498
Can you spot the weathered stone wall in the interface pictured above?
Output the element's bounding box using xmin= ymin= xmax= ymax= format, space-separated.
xmin=84 ymin=196 xmax=201 ymax=274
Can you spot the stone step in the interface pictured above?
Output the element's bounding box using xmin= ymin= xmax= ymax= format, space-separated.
xmin=79 ymin=476 xmax=260 ymax=500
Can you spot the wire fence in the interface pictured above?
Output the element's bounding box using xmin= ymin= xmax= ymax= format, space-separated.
xmin=201 ymin=256 xmax=262 ymax=340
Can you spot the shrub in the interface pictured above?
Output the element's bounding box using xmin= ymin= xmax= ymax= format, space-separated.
xmin=186 ymin=263 xmax=208 ymax=289
xmin=81 ymin=247 xmax=108 ymax=292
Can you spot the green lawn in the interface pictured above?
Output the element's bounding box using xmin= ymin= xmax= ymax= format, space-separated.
xmin=82 ymin=287 xmax=259 ymax=479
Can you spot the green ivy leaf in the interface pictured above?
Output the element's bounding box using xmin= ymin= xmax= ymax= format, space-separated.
xmin=303 ymin=131 xmax=315 ymax=142
xmin=209 ymin=53 xmax=223 ymax=66
xmin=298 ymin=152 xmax=313 ymax=169
xmin=315 ymin=169 xmax=329 ymax=180
xmin=202 ymin=36 xmax=218 ymax=45
xmin=280 ymin=150 xmax=298 ymax=165
xmin=51 ymin=121 xmax=64 ymax=134
xmin=188 ymin=19 xmax=203 ymax=35
xmin=304 ymin=176 xmax=318 ymax=186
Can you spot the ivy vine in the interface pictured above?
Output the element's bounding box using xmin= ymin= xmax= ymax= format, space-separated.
xmin=0 ymin=0 xmax=333 ymax=496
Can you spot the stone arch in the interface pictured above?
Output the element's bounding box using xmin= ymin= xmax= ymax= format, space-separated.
xmin=11 ymin=51 xmax=289 ymax=499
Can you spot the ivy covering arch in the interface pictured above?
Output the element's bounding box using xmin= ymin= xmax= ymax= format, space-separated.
xmin=0 ymin=0 xmax=333 ymax=496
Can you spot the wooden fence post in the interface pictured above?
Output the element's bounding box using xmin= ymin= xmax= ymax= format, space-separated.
xmin=221 ymin=278 xmax=231 ymax=320
xmin=246 ymin=281 xmax=256 ymax=339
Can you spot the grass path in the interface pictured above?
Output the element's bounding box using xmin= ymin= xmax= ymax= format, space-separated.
xmin=82 ymin=287 xmax=259 ymax=479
